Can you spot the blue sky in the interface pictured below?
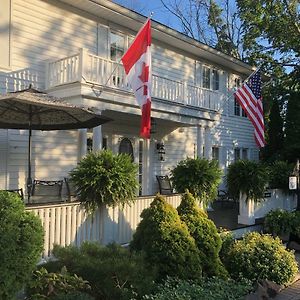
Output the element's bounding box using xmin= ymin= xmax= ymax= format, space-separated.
xmin=113 ymin=0 xmax=182 ymax=31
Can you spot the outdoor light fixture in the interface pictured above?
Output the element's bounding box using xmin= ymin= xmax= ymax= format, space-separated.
xmin=156 ymin=142 xmax=166 ymax=161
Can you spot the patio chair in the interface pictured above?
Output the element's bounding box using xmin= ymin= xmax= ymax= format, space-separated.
xmin=31 ymin=180 xmax=63 ymax=203
xmin=2 ymin=188 xmax=24 ymax=200
xmin=156 ymin=175 xmax=174 ymax=195
xmin=216 ymin=190 xmax=235 ymax=208
xmin=64 ymin=177 xmax=78 ymax=201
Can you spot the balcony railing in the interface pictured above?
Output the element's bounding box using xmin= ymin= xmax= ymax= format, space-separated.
xmin=46 ymin=48 xmax=222 ymax=111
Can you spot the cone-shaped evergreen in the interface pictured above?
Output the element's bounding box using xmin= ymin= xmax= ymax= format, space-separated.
xmin=130 ymin=194 xmax=202 ymax=280
xmin=177 ymin=190 xmax=228 ymax=278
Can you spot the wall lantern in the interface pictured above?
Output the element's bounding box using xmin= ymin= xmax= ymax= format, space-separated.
xmin=156 ymin=142 xmax=166 ymax=161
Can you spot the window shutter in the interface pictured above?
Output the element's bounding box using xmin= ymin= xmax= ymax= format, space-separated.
xmin=97 ymin=24 xmax=109 ymax=59
xmin=195 ymin=61 xmax=202 ymax=86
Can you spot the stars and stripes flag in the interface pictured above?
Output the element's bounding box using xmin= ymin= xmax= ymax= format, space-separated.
xmin=234 ymin=70 xmax=265 ymax=148
xmin=121 ymin=19 xmax=151 ymax=139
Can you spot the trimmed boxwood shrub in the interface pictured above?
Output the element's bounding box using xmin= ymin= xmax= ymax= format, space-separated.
xmin=170 ymin=157 xmax=222 ymax=205
xmin=70 ymin=150 xmax=138 ymax=213
xmin=130 ymin=194 xmax=202 ymax=280
xmin=142 ymin=276 xmax=252 ymax=300
xmin=42 ymin=242 xmax=157 ymax=300
xmin=0 ymin=191 xmax=44 ymax=299
xmin=224 ymin=232 xmax=298 ymax=285
xmin=177 ymin=191 xmax=228 ymax=278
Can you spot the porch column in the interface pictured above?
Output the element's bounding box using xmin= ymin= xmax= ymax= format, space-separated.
xmin=196 ymin=124 xmax=204 ymax=158
xmin=93 ymin=125 xmax=102 ymax=151
xmin=204 ymin=124 xmax=212 ymax=159
xmin=78 ymin=129 xmax=87 ymax=161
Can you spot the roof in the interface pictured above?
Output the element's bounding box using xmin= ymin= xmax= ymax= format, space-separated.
xmin=57 ymin=0 xmax=255 ymax=76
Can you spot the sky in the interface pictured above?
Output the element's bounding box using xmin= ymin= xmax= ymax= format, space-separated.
xmin=113 ymin=0 xmax=182 ymax=31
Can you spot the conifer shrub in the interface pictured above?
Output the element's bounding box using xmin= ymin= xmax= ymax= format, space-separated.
xmin=130 ymin=194 xmax=202 ymax=280
xmin=0 ymin=191 xmax=44 ymax=299
xmin=177 ymin=191 xmax=228 ymax=278
xmin=224 ymin=232 xmax=298 ymax=285
xmin=70 ymin=150 xmax=138 ymax=213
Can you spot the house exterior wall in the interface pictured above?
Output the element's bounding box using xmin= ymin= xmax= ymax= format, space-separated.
xmin=0 ymin=0 xmax=258 ymax=195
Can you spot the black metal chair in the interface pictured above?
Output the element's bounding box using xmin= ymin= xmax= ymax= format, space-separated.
xmin=64 ymin=177 xmax=78 ymax=201
xmin=156 ymin=175 xmax=174 ymax=195
xmin=3 ymin=188 xmax=24 ymax=200
xmin=32 ymin=180 xmax=63 ymax=203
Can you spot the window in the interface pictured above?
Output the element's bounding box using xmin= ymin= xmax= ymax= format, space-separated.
xmin=212 ymin=69 xmax=219 ymax=90
xmin=234 ymin=77 xmax=247 ymax=117
xmin=202 ymin=66 xmax=220 ymax=90
xmin=202 ymin=67 xmax=211 ymax=89
xmin=87 ymin=134 xmax=108 ymax=152
xmin=119 ymin=138 xmax=134 ymax=162
xmin=212 ymin=147 xmax=219 ymax=161
xmin=242 ymin=148 xmax=248 ymax=160
xmin=110 ymin=32 xmax=125 ymax=61
xmin=234 ymin=148 xmax=240 ymax=162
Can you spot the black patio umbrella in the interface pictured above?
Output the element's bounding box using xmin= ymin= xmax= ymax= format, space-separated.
xmin=0 ymin=86 xmax=112 ymax=200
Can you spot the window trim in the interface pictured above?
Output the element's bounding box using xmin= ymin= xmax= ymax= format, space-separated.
xmin=201 ymin=65 xmax=221 ymax=91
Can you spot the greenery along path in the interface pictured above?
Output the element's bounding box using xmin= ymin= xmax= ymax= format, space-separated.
xmin=275 ymin=254 xmax=300 ymax=299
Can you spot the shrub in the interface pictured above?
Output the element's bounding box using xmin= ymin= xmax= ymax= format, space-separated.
xmin=70 ymin=150 xmax=138 ymax=212
xmin=0 ymin=191 xmax=44 ymax=299
xmin=43 ymin=242 xmax=157 ymax=300
xmin=130 ymin=194 xmax=202 ymax=280
xmin=291 ymin=211 xmax=300 ymax=238
xmin=218 ymin=229 xmax=235 ymax=268
xmin=224 ymin=232 xmax=298 ymax=285
xmin=170 ymin=157 xmax=222 ymax=205
xmin=53 ymin=293 xmax=95 ymax=300
xmin=142 ymin=277 xmax=252 ymax=300
xmin=26 ymin=267 xmax=92 ymax=299
xmin=177 ymin=191 xmax=228 ymax=277
xmin=226 ymin=160 xmax=268 ymax=201
xmin=264 ymin=209 xmax=293 ymax=236
xmin=267 ymin=160 xmax=293 ymax=191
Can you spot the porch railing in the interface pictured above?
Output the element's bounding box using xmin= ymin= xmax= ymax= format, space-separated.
xmin=26 ymin=194 xmax=182 ymax=258
xmin=46 ymin=48 xmax=222 ymax=111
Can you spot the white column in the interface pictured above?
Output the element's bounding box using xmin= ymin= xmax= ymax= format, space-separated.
xmin=78 ymin=129 xmax=87 ymax=161
xmin=93 ymin=125 xmax=102 ymax=151
xmin=204 ymin=125 xmax=212 ymax=159
xmin=196 ymin=125 xmax=204 ymax=158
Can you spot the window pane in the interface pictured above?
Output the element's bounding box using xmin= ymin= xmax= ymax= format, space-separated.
xmin=242 ymin=108 xmax=247 ymax=118
xmin=212 ymin=147 xmax=219 ymax=161
xmin=242 ymin=148 xmax=248 ymax=160
xmin=212 ymin=70 xmax=219 ymax=90
xmin=202 ymin=67 xmax=210 ymax=89
xmin=110 ymin=32 xmax=124 ymax=61
xmin=234 ymin=148 xmax=240 ymax=162
xmin=234 ymin=97 xmax=240 ymax=116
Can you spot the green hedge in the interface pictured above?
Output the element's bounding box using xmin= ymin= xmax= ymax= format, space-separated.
xmin=0 ymin=191 xmax=44 ymax=299
xmin=177 ymin=191 xmax=228 ymax=278
xmin=224 ymin=232 xmax=298 ymax=285
xmin=130 ymin=194 xmax=202 ymax=280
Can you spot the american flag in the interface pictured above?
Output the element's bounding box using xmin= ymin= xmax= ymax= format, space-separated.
xmin=234 ymin=70 xmax=265 ymax=148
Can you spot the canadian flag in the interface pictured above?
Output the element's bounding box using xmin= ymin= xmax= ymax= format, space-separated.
xmin=121 ymin=19 xmax=151 ymax=139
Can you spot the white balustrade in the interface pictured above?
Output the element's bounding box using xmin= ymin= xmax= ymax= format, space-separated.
xmin=46 ymin=50 xmax=222 ymax=111
xmin=26 ymin=194 xmax=182 ymax=258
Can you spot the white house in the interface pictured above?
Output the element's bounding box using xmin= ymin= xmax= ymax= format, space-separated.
xmin=0 ymin=0 xmax=259 ymax=197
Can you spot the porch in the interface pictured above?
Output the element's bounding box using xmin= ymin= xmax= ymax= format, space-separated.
xmin=25 ymin=194 xmax=257 ymax=258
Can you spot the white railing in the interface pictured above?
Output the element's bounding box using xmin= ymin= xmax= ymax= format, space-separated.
xmin=46 ymin=48 xmax=222 ymax=111
xmin=26 ymin=194 xmax=182 ymax=258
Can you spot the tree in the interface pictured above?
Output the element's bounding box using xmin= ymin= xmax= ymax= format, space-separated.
xmin=160 ymin=0 xmax=243 ymax=58
xmin=284 ymin=91 xmax=300 ymax=162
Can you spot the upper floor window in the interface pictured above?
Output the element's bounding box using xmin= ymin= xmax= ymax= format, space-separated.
xmin=202 ymin=66 xmax=220 ymax=91
xmin=110 ymin=32 xmax=125 ymax=61
xmin=234 ymin=77 xmax=247 ymax=117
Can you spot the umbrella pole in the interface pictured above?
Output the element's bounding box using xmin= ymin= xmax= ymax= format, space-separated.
xmin=27 ymin=127 xmax=33 ymax=202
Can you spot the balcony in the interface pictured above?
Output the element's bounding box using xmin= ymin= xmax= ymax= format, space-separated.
xmin=46 ymin=49 xmax=223 ymax=112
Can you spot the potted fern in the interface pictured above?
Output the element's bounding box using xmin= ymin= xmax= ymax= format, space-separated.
xmin=226 ymin=160 xmax=268 ymax=225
